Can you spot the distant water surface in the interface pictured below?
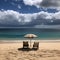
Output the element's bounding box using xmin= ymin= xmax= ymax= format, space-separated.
xmin=0 ymin=28 xmax=60 ymax=40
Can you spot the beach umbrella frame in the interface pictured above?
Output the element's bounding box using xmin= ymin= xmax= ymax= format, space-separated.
xmin=24 ymin=34 xmax=37 ymax=47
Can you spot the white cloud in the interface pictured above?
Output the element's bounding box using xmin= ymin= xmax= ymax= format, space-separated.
xmin=23 ymin=0 xmax=42 ymax=8
xmin=11 ymin=2 xmax=16 ymax=6
xmin=15 ymin=0 xmax=21 ymax=2
xmin=0 ymin=10 xmax=32 ymax=25
xmin=11 ymin=2 xmax=21 ymax=9
xmin=12 ymin=0 xmax=21 ymax=2
xmin=18 ymin=5 xmax=21 ymax=9
xmin=0 ymin=10 xmax=60 ymax=26
xmin=23 ymin=0 xmax=60 ymax=10
xmin=52 ymin=12 xmax=60 ymax=19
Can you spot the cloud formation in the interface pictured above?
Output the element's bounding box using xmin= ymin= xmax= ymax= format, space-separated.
xmin=23 ymin=0 xmax=60 ymax=10
xmin=0 ymin=10 xmax=60 ymax=27
xmin=0 ymin=10 xmax=32 ymax=26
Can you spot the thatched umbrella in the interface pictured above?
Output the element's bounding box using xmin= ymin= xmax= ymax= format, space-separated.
xmin=24 ymin=34 xmax=37 ymax=47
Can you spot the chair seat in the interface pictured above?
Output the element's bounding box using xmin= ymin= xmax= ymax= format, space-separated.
xmin=33 ymin=42 xmax=39 ymax=50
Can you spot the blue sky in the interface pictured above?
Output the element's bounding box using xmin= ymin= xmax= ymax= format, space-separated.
xmin=0 ymin=0 xmax=60 ymax=28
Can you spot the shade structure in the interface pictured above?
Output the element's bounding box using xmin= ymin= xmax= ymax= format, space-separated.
xmin=24 ymin=34 xmax=37 ymax=47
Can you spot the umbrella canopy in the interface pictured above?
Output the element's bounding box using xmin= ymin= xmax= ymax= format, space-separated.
xmin=24 ymin=34 xmax=37 ymax=38
xmin=24 ymin=34 xmax=37 ymax=47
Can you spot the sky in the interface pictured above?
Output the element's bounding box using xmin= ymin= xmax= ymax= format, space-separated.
xmin=0 ymin=0 xmax=60 ymax=28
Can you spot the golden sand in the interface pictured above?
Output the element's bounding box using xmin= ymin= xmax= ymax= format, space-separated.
xmin=0 ymin=40 xmax=60 ymax=60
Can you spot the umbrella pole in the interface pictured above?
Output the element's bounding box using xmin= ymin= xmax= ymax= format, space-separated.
xmin=30 ymin=38 xmax=32 ymax=47
xmin=30 ymin=39 xmax=31 ymax=47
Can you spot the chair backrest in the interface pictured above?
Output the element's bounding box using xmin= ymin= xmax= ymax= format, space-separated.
xmin=23 ymin=41 xmax=28 ymax=46
xmin=33 ymin=42 xmax=39 ymax=47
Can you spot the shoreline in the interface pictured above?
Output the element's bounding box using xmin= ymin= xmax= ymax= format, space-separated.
xmin=0 ymin=39 xmax=60 ymax=43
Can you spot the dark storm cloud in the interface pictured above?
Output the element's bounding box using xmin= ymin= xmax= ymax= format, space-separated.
xmin=40 ymin=0 xmax=58 ymax=7
xmin=23 ymin=0 xmax=60 ymax=10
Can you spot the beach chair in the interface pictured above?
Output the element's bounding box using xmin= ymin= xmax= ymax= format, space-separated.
xmin=33 ymin=42 xmax=39 ymax=50
xmin=23 ymin=41 xmax=29 ymax=49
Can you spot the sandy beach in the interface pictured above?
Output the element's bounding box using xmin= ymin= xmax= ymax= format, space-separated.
xmin=0 ymin=40 xmax=60 ymax=60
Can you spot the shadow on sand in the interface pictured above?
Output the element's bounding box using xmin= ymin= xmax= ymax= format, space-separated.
xmin=18 ymin=48 xmax=38 ymax=51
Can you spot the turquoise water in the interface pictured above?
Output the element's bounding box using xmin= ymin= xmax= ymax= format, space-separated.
xmin=0 ymin=28 xmax=60 ymax=40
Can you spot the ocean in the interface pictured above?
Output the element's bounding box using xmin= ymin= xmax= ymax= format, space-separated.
xmin=0 ymin=28 xmax=60 ymax=40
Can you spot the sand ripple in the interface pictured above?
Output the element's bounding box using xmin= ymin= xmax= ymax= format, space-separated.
xmin=0 ymin=49 xmax=60 ymax=60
